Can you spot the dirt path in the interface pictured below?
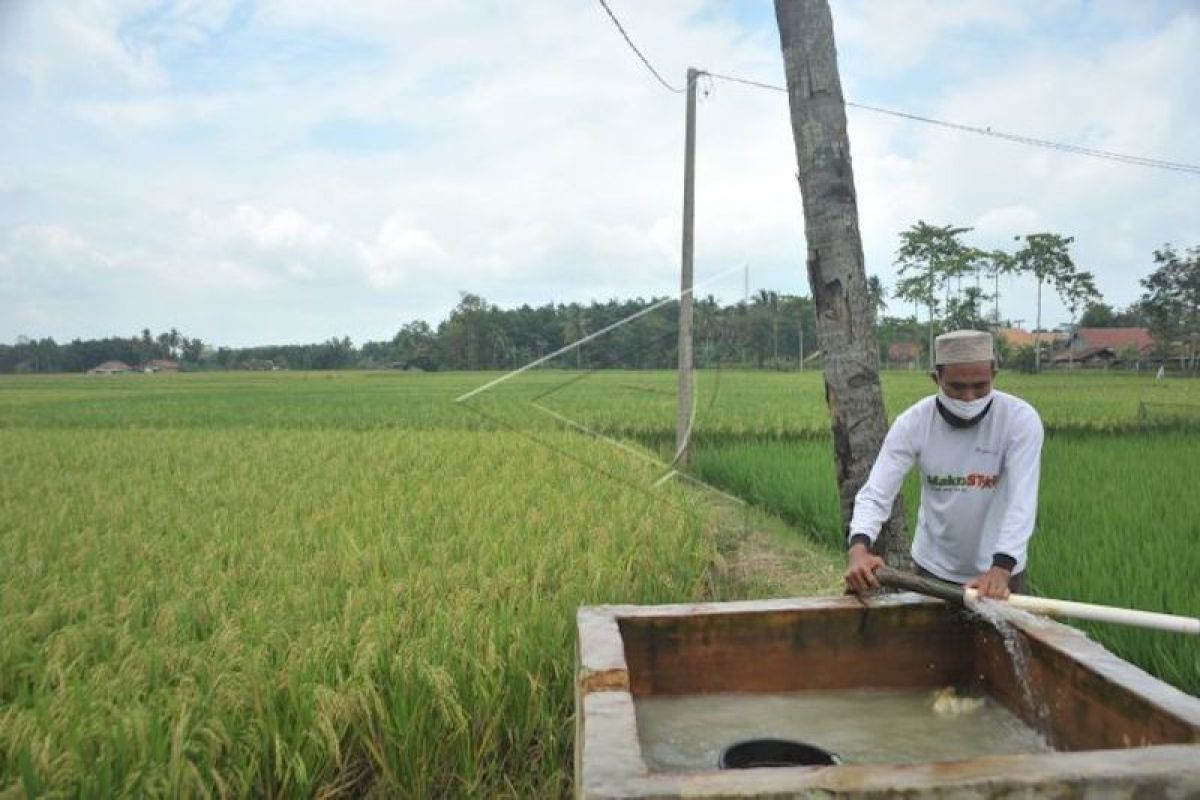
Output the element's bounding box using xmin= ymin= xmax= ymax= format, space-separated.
xmin=697 ymin=489 xmax=845 ymax=600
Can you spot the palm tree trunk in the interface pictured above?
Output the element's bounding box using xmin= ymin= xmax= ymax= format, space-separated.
xmin=776 ymin=0 xmax=909 ymax=569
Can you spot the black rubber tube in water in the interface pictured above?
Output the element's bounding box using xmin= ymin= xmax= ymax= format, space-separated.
xmin=719 ymin=739 xmax=840 ymax=769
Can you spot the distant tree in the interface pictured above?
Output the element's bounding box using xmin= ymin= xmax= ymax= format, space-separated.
xmin=944 ymin=285 xmax=989 ymax=331
xmin=310 ymin=337 xmax=354 ymax=370
xmin=866 ymin=275 xmax=887 ymax=322
xmin=1139 ymin=244 xmax=1200 ymax=371
xmin=749 ymin=290 xmax=782 ymax=366
xmin=489 ymin=321 xmax=512 ymax=368
xmin=1062 ymin=270 xmax=1101 ymax=326
xmin=180 ymin=337 xmax=204 ymax=364
xmin=1011 ymin=344 xmax=1038 ymax=374
xmin=978 ymin=249 xmax=1015 ymax=324
xmin=1060 ymin=270 xmax=1101 ymax=368
xmin=893 ymin=221 xmax=973 ymax=367
xmin=392 ymin=321 xmax=437 ymax=370
xmin=1012 ymin=233 xmax=1086 ymax=371
xmin=438 ymin=293 xmax=494 ymax=370
xmin=1079 ymin=302 xmax=1117 ymax=328
xmin=874 ymin=315 xmax=926 ymax=368
xmin=993 ymin=332 xmax=1013 ymax=367
xmin=780 ymin=293 xmax=816 ymax=368
xmin=694 ymin=295 xmax=722 ymax=366
xmin=1112 ymin=302 xmax=1150 ymax=328
xmin=559 ymin=305 xmax=589 ymax=369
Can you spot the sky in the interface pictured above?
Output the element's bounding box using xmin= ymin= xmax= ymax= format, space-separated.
xmin=1 ymin=0 xmax=1197 ymax=347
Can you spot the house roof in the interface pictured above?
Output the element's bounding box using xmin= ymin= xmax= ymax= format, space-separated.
xmin=145 ymin=359 xmax=180 ymax=368
xmin=993 ymin=328 xmax=1065 ymax=348
xmin=90 ymin=360 xmax=132 ymax=371
xmin=888 ymin=342 xmax=921 ymax=358
xmin=995 ymin=328 xmax=1035 ymax=347
xmin=1075 ymin=327 xmax=1154 ymax=352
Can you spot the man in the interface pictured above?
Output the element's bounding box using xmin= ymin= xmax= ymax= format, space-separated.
xmin=845 ymin=330 xmax=1044 ymax=599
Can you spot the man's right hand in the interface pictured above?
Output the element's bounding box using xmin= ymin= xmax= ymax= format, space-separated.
xmin=844 ymin=543 xmax=885 ymax=594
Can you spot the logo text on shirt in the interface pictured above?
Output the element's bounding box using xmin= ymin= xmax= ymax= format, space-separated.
xmin=926 ymin=473 xmax=999 ymax=490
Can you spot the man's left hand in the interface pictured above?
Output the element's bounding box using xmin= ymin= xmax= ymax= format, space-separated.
xmin=966 ymin=567 xmax=1012 ymax=600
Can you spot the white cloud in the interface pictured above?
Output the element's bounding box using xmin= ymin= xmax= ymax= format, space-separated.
xmin=362 ymin=214 xmax=448 ymax=288
xmin=971 ymin=206 xmax=1040 ymax=240
xmin=1 ymin=0 xmax=1197 ymax=344
xmin=184 ymin=258 xmax=271 ymax=291
xmin=286 ymin=262 xmax=317 ymax=281
xmin=1 ymin=1 xmax=168 ymax=93
xmin=834 ymin=0 xmax=1032 ymax=71
xmin=12 ymin=223 xmax=91 ymax=260
xmin=231 ymin=205 xmax=331 ymax=250
xmin=1 ymin=224 xmax=115 ymax=294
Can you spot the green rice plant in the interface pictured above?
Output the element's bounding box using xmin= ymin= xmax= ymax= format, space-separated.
xmin=689 ymin=440 xmax=842 ymax=540
xmin=1029 ymin=431 xmax=1200 ymax=695
xmin=2 ymin=368 xmax=1198 ymax=796
xmin=5 ymin=369 xmax=1196 ymax=440
xmin=0 ymin=426 xmax=732 ymax=796
xmin=691 ymin=430 xmax=1198 ymax=696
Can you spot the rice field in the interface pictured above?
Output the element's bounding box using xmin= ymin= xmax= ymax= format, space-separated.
xmin=1 ymin=368 xmax=1198 ymax=796
xmin=689 ymin=432 xmax=1200 ymax=695
xmin=0 ymin=375 xmax=756 ymax=797
xmin=3 ymin=368 xmax=1196 ymax=436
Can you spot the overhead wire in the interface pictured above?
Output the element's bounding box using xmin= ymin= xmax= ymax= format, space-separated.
xmin=591 ymin=0 xmax=1200 ymax=175
xmin=703 ymin=71 xmax=1200 ymax=176
xmin=595 ymin=0 xmax=683 ymax=93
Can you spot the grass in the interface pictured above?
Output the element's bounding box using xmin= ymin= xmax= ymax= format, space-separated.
xmin=1 ymin=368 xmax=1197 ymax=796
xmin=687 ymin=419 xmax=1200 ymax=697
xmin=0 ymin=423 xmax=749 ymax=796
xmin=1031 ymin=432 xmax=1200 ymax=693
xmin=3 ymin=368 xmax=1198 ymax=436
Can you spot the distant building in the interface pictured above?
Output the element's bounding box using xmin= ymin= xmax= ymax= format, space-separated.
xmin=1049 ymin=347 xmax=1119 ymax=368
xmin=1050 ymin=328 xmax=1156 ymax=369
xmin=142 ymin=359 xmax=180 ymax=373
xmin=994 ymin=328 xmax=1067 ymax=351
xmin=887 ymin=341 xmax=921 ymax=367
xmin=88 ymin=360 xmax=133 ymax=375
xmin=1067 ymin=327 xmax=1155 ymax=355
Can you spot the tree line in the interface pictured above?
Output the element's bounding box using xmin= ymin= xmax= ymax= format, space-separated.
xmin=3 ymin=238 xmax=1194 ymax=375
xmin=0 ymin=293 xmax=821 ymax=374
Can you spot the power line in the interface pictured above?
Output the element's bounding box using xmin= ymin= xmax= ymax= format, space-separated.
xmin=592 ymin=4 xmax=1198 ymax=175
xmin=595 ymin=0 xmax=683 ymax=93
xmin=703 ymin=71 xmax=1200 ymax=175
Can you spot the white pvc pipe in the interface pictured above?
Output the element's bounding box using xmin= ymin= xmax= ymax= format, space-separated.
xmin=965 ymin=589 xmax=1200 ymax=636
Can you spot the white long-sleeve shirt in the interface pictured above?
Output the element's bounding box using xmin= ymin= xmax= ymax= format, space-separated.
xmin=848 ymin=391 xmax=1044 ymax=583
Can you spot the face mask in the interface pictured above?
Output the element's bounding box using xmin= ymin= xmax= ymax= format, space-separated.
xmin=937 ymin=389 xmax=991 ymax=420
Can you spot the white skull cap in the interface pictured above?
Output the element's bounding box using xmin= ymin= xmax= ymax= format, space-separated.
xmin=934 ymin=330 xmax=994 ymax=365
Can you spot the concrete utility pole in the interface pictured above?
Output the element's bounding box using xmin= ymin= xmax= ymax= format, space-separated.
xmin=774 ymin=0 xmax=909 ymax=568
xmin=798 ymin=314 xmax=805 ymax=371
xmin=675 ymin=67 xmax=699 ymax=467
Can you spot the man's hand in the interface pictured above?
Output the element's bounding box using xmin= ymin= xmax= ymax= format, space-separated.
xmin=844 ymin=544 xmax=885 ymax=594
xmin=966 ymin=567 xmax=1012 ymax=600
